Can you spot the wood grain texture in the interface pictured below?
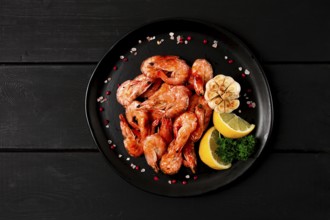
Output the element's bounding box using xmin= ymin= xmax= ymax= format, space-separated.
xmin=0 ymin=152 xmax=329 ymax=219
xmin=0 ymin=65 xmax=96 ymax=149
xmin=1 ymin=64 xmax=329 ymax=151
xmin=0 ymin=0 xmax=329 ymax=62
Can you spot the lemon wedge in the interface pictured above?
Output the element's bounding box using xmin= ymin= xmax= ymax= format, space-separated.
xmin=198 ymin=127 xmax=232 ymax=170
xmin=213 ymin=111 xmax=255 ymax=139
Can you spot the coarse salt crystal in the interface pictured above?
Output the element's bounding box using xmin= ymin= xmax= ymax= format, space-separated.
xmin=140 ymin=168 xmax=146 ymax=173
xmin=185 ymin=175 xmax=190 ymax=179
xmin=224 ymin=56 xmax=228 ymax=60
xmin=138 ymin=40 xmax=142 ymax=44
xmin=97 ymin=96 xmax=104 ymax=102
xmin=120 ymin=55 xmax=124 ymax=59
xmin=169 ymin=32 xmax=174 ymax=36
xmin=100 ymin=98 xmax=107 ymax=103
xmin=244 ymin=69 xmax=250 ymax=75
xmin=212 ymin=40 xmax=218 ymax=48
xmin=126 ymin=157 xmax=130 ymax=161
xmin=118 ymin=154 xmax=122 ymax=158
xmin=238 ymin=67 xmax=243 ymax=71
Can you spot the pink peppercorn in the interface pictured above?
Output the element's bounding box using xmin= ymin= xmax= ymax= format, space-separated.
xmin=187 ymin=36 xmax=192 ymax=41
xmin=113 ymin=66 xmax=118 ymax=70
xmin=182 ymin=180 xmax=187 ymax=185
xmin=104 ymin=119 xmax=109 ymax=125
xmin=99 ymin=107 xmax=104 ymax=112
xmin=135 ymin=166 xmax=139 ymax=170
xmin=123 ymin=58 xmax=128 ymax=62
xmin=153 ymin=176 xmax=159 ymax=181
xmin=193 ymin=176 xmax=198 ymax=181
xmin=228 ymin=59 xmax=234 ymax=64
xmin=171 ymin=179 xmax=177 ymax=184
xmin=241 ymin=73 xmax=246 ymax=78
xmin=203 ymin=39 xmax=208 ymax=44
xmin=106 ymin=91 xmax=111 ymax=95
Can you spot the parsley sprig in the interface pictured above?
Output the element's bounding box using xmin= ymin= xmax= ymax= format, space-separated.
xmin=215 ymin=135 xmax=256 ymax=164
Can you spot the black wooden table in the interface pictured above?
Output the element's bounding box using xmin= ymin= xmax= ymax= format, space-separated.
xmin=1 ymin=0 xmax=329 ymax=219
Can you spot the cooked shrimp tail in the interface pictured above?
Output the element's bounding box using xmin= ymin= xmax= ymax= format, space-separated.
xmin=159 ymin=146 xmax=183 ymax=175
xmin=182 ymin=141 xmax=197 ymax=173
xmin=125 ymin=101 xmax=150 ymax=140
xmin=143 ymin=134 xmax=167 ymax=173
xmin=159 ymin=117 xmax=173 ymax=144
xmin=172 ymin=112 xmax=198 ymax=152
xmin=119 ymin=114 xmax=144 ymax=157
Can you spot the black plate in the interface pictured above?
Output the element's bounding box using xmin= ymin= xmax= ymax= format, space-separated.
xmin=85 ymin=18 xmax=273 ymax=197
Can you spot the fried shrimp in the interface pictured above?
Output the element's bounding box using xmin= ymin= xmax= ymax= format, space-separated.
xmin=117 ymin=56 xmax=217 ymax=175
xmin=188 ymin=94 xmax=213 ymax=142
xmin=119 ymin=114 xmax=144 ymax=157
xmin=138 ymin=83 xmax=190 ymax=118
xmin=160 ymin=112 xmax=197 ymax=175
xmin=141 ymin=55 xmax=190 ymax=85
xmin=125 ymin=101 xmax=150 ymax=140
xmin=116 ymin=74 xmax=154 ymax=107
xmin=188 ymin=59 xmax=213 ymax=95
xmin=182 ymin=141 xmax=197 ymax=173
xmin=143 ymin=134 xmax=167 ymax=173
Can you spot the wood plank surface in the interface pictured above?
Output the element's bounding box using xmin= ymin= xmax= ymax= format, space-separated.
xmin=0 ymin=152 xmax=329 ymax=219
xmin=1 ymin=64 xmax=329 ymax=151
xmin=0 ymin=65 xmax=96 ymax=149
xmin=0 ymin=0 xmax=329 ymax=63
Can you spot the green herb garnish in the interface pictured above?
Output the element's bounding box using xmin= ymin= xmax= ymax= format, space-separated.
xmin=215 ymin=135 xmax=256 ymax=164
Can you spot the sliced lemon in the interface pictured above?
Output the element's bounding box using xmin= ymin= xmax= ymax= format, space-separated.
xmin=213 ymin=111 xmax=255 ymax=139
xmin=198 ymin=127 xmax=232 ymax=170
